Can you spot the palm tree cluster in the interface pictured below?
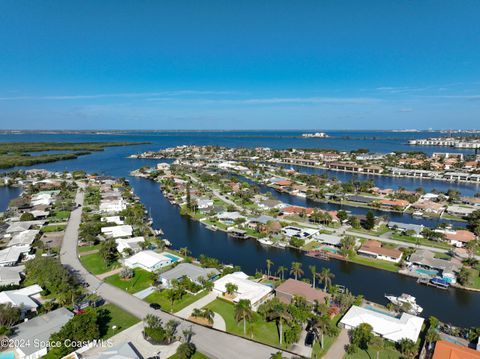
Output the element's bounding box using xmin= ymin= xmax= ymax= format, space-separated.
xmin=191 ymin=308 xmax=215 ymax=325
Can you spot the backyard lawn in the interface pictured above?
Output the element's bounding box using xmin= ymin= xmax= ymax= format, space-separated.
xmin=145 ymin=289 xmax=209 ymax=312
xmin=349 ymin=254 xmax=400 ymax=272
xmin=78 ymin=243 xmax=102 ymax=253
xmin=204 ymin=298 xmax=282 ymax=348
xmin=80 ymin=252 xmax=120 ymax=275
xmin=48 ymin=210 xmax=71 ymax=221
xmin=344 ymin=347 xmax=401 ymax=359
xmin=105 ymin=268 xmax=152 ymax=293
xmin=42 ymin=224 xmax=67 ymax=232
xmin=97 ymin=303 xmax=140 ymax=339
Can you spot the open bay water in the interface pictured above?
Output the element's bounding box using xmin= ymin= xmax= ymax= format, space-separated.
xmin=0 ymin=130 xmax=479 ymax=326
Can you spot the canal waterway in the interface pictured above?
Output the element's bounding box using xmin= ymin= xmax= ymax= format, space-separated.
xmin=1 ymin=131 xmax=479 ymax=326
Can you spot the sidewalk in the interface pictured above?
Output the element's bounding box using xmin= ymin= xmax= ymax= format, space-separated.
xmin=175 ymin=291 xmax=218 ymax=319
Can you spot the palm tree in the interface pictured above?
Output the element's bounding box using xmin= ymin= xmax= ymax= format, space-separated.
xmin=311 ymin=314 xmax=331 ymax=348
xmin=225 ymin=282 xmax=238 ymax=296
xmin=191 ymin=308 xmax=203 ymax=319
xmin=202 ymin=308 xmax=215 ymax=325
xmin=266 ymin=259 xmax=274 ymax=277
xmin=290 ymin=262 xmax=304 ymax=280
xmin=318 ymin=267 xmax=334 ymax=291
xmin=266 ymin=301 xmax=292 ymax=346
xmin=182 ymin=326 xmax=194 ymax=343
xmin=234 ymin=299 xmax=253 ymax=336
xmin=179 ymin=247 xmax=190 ymax=257
xmin=277 ymin=265 xmax=286 ymax=280
xmin=309 ymin=265 xmax=317 ymax=288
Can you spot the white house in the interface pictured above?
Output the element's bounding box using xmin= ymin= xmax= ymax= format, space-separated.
xmin=101 ymin=225 xmax=133 ymax=239
xmin=101 ymin=216 xmax=125 ymax=225
xmin=339 ymin=305 xmax=424 ymax=343
xmin=216 ymin=211 xmax=245 ymax=225
xmin=116 ymin=236 xmax=145 ymax=255
xmin=213 ymin=272 xmax=273 ymax=310
xmin=0 ymin=245 xmax=30 ymax=267
xmin=124 ymin=250 xmax=182 ymax=272
xmin=11 ymin=308 xmax=73 ymax=359
xmin=8 ymin=230 xmax=39 ymax=247
xmin=0 ymin=284 xmax=43 ymax=313
xmin=99 ymin=199 xmax=127 ymax=213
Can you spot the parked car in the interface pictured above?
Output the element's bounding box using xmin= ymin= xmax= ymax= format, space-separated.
xmin=149 ymin=303 xmax=161 ymax=310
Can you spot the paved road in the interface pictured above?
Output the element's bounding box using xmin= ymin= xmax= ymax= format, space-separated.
xmin=60 ymin=186 xmax=295 ymax=359
xmin=323 ymin=329 xmax=349 ymax=359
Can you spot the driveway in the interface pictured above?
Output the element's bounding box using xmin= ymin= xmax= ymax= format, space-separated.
xmin=323 ymin=328 xmax=349 ymax=359
xmin=60 ymin=185 xmax=296 ymax=359
xmin=175 ymin=291 xmax=218 ymax=318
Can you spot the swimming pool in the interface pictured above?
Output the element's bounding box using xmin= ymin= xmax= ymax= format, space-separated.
xmin=322 ymin=247 xmax=339 ymax=253
xmin=0 ymin=352 xmax=15 ymax=359
xmin=415 ymin=268 xmax=438 ymax=277
xmin=163 ymin=253 xmax=180 ymax=262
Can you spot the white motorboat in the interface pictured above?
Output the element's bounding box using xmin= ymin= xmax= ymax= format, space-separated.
xmin=385 ymin=293 xmax=423 ymax=315
xmin=258 ymin=238 xmax=274 ymax=246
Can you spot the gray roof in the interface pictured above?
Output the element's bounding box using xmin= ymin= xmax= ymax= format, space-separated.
xmin=248 ymin=215 xmax=276 ymax=225
xmin=11 ymin=307 xmax=73 ymax=356
xmin=160 ymin=263 xmax=219 ymax=283
xmin=409 ymin=249 xmax=460 ymax=273
xmin=0 ymin=266 xmax=22 ymax=285
xmin=387 ymin=221 xmax=424 ymax=234
xmin=315 ymin=233 xmax=342 ymax=246
xmin=88 ymin=342 xmax=140 ymax=359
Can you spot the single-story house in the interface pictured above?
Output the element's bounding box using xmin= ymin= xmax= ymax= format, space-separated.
xmin=89 ymin=342 xmax=141 ymax=359
xmin=387 ymin=221 xmax=424 ymax=237
xmin=314 ymin=233 xmax=343 ymax=247
xmin=8 ymin=230 xmax=39 ymax=247
xmin=257 ymin=199 xmax=284 ymax=210
xmin=101 ymin=225 xmax=133 ymax=239
xmin=275 ymin=278 xmax=329 ymax=305
xmin=0 ymin=284 xmax=43 ymax=313
xmin=461 ymin=197 xmax=480 ymax=207
xmin=357 ymin=240 xmax=403 ymax=263
xmin=10 ymin=307 xmax=74 ymax=359
xmin=115 ymin=236 xmax=145 ymax=255
xmin=0 ymin=245 xmax=30 ymax=267
xmin=339 ymin=305 xmax=424 ymax=343
xmin=282 ymin=226 xmax=318 ymax=239
xmin=99 ymin=199 xmax=127 ymax=213
xmin=432 ymin=340 xmax=480 ymax=359
xmin=0 ymin=266 xmax=23 ymax=286
xmin=124 ymin=250 xmax=182 ymax=272
xmin=101 ymin=216 xmax=125 ymax=225
xmin=281 ymin=206 xmax=314 ymax=216
xmin=213 ymin=271 xmax=273 ymax=310
xmin=159 ymin=263 xmax=220 ymax=288
xmin=443 ymin=230 xmax=476 ymax=247
xmin=195 ymin=198 xmax=214 ymax=209
xmin=379 ymin=199 xmax=410 ymax=209
xmin=408 ymin=249 xmax=460 ymax=283
xmin=446 ymin=205 xmax=476 ymax=217
xmin=216 ymin=211 xmax=245 ymax=225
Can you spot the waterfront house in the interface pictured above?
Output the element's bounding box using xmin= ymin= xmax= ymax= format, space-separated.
xmin=387 ymin=221 xmax=424 ymax=237
xmin=379 ymin=199 xmax=410 ymax=210
xmin=411 ymin=200 xmax=445 ymax=214
xmin=10 ymin=307 xmax=73 ymax=359
xmin=257 ymin=199 xmax=284 ymax=210
xmin=0 ymin=284 xmax=42 ymax=314
xmin=339 ymin=305 xmax=424 ymax=343
xmin=124 ymin=250 xmax=182 ymax=272
xmin=282 ymin=226 xmax=318 ymax=239
xmin=195 ymin=198 xmax=214 ymax=210
xmin=461 ymin=197 xmax=480 ymax=207
xmin=281 ymin=206 xmax=314 ymax=217
xmin=115 ymin=236 xmax=145 ymax=255
xmin=159 ymin=263 xmax=219 ymax=288
xmin=213 ymin=271 xmax=273 ymax=311
xmin=99 ymin=198 xmax=127 ymax=213
xmin=216 ymin=211 xmax=245 ymax=225
xmin=314 ymin=233 xmax=343 ymax=247
xmin=446 ymin=205 xmax=476 ymax=217
xmin=101 ymin=225 xmax=133 ymax=239
xmin=407 ymin=249 xmax=460 ymax=283
xmin=357 ymin=240 xmax=403 ymax=263
xmin=432 ymin=340 xmax=480 ymax=359
xmin=346 ymin=195 xmax=377 ymax=204
xmin=0 ymin=245 xmax=30 ymax=267
xmin=275 ymin=278 xmax=329 ymax=305
xmin=0 ymin=266 xmax=23 ymax=286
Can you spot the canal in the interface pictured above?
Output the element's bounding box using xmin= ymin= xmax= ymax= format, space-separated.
xmin=0 ymin=186 xmax=22 ymax=212
xmin=129 ymin=177 xmax=480 ymax=328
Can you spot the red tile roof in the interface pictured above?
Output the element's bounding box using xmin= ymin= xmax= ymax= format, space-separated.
xmin=432 ymin=340 xmax=480 ymax=359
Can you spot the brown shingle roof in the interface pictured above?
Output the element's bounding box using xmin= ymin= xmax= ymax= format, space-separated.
xmin=275 ymin=279 xmax=328 ymax=303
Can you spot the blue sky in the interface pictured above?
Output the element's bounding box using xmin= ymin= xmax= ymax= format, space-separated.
xmin=1 ymin=0 xmax=480 ymax=130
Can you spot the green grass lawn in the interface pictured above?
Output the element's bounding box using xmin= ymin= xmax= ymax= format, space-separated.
xmin=349 ymin=255 xmax=400 ymax=272
xmin=311 ymin=335 xmax=336 ymax=358
xmin=204 ymin=298 xmax=282 ymax=348
xmin=105 ymin=268 xmax=152 ymax=293
xmin=49 ymin=210 xmax=71 ymax=220
xmin=390 ymin=234 xmax=451 ymax=250
xmin=42 ymin=224 xmax=67 ymax=232
xmin=302 ymin=241 xmax=320 ymax=251
xmin=80 ymin=252 xmax=119 ymax=275
xmin=97 ymin=303 xmax=140 ymax=339
xmin=145 ymin=289 xmax=209 ymax=312
xmin=344 ymin=347 xmax=401 ymax=359
xmin=168 ymin=352 xmax=210 ymax=359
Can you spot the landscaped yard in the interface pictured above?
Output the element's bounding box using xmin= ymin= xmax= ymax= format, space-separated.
xmin=105 ymin=268 xmax=152 ymax=293
xmin=49 ymin=210 xmax=71 ymax=221
xmin=168 ymin=352 xmax=210 ymax=359
xmin=42 ymin=224 xmax=67 ymax=232
xmin=311 ymin=335 xmax=336 ymax=358
xmin=80 ymin=252 xmax=120 ymax=275
xmin=349 ymin=254 xmax=400 ymax=272
xmin=204 ymin=298 xmax=282 ymax=348
xmin=78 ymin=243 xmax=102 ymax=253
xmin=97 ymin=303 xmax=140 ymax=339
xmin=145 ymin=289 xmax=209 ymax=312
xmin=390 ymin=234 xmax=451 ymax=250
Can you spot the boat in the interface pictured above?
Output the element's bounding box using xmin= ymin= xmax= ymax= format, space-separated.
xmin=385 ymin=293 xmax=423 ymax=315
xmin=258 ymin=238 xmax=274 ymax=246
xmin=431 ymin=277 xmax=450 ymax=289
xmin=206 ymin=224 xmax=217 ymax=231
xmin=275 ymin=241 xmax=288 ymax=248
xmin=162 ymin=239 xmax=172 ymax=247
xmin=153 ymin=229 xmax=164 ymax=236
xmin=412 ymin=211 xmax=423 ymax=217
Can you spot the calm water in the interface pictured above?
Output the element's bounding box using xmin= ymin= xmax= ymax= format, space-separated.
xmin=0 ymin=131 xmax=479 ymax=326
xmin=0 ymin=186 xmax=21 ymax=212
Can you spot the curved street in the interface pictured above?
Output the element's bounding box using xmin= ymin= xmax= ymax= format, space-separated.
xmin=60 ymin=185 xmax=295 ymax=359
